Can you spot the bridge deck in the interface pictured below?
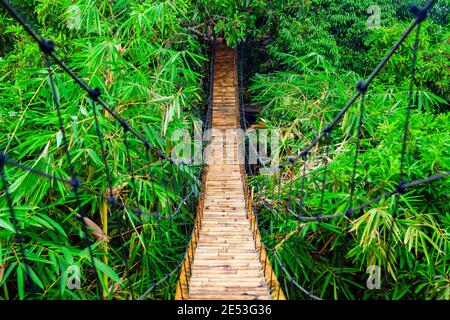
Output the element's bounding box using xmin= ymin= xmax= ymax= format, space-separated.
xmin=176 ymin=43 xmax=284 ymax=300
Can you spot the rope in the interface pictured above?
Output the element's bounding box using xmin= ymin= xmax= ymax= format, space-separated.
xmin=1 ymin=153 xmax=201 ymax=221
xmin=45 ymin=53 xmax=101 ymax=298
xmin=239 ymin=0 xmax=437 ymax=173
xmin=269 ymin=170 xmax=449 ymax=221
xmin=91 ymin=95 xmax=135 ymax=298
xmin=1 ymin=0 xmax=444 ymax=301
xmin=384 ymin=18 xmax=423 ymax=297
xmin=138 ymin=261 xmax=183 ymax=300
xmin=340 ymin=83 xmax=367 ymax=267
xmin=174 ymin=37 xmax=216 ymax=298
xmin=0 ymin=0 xmax=196 ymax=165
xmin=273 ymin=252 xmax=322 ymax=300
xmin=0 ymin=153 xmax=37 ymax=297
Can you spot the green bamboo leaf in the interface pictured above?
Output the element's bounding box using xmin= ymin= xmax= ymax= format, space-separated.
xmin=93 ymin=259 xmax=120 ymax=283
xmin=1 ymin=263 xmax=16 ymax=286
xmin=85 ymin=148 xmax=103 ymax=166
xmin=28 ymin=267 xmax=44 ymax=290
xmin=17 ymin=265 xmax=24 ymax=300
xmin=37 ymin=214 xmax=67 ymax=238
xmin=0 ymin=219 xmax=16 ymax=233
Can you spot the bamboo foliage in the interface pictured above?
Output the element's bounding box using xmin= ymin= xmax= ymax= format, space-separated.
xmin=0 ymin=0 xmax=206 ymax=300
xmin=0 ymin=0 xmax=448 ymax=301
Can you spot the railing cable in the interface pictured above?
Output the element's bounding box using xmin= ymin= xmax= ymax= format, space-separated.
xmin=0 ymin=153 xmax=37 ymax=298
xmin=384 ymin=13 xmax=423 ymax=297
xmin=44 ymin=51 xmax=102 ymax=298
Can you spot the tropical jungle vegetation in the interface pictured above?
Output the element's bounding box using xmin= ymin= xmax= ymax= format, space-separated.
xmin=0 ymin=0 xmax=448 ymax=300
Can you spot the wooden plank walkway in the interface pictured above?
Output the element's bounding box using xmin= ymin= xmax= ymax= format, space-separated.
xmin=176 ymin=42 xmax=285 ymax=300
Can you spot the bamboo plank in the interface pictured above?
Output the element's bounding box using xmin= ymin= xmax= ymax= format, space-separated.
xmin=175 ymin=44 xmax=284 ymax=301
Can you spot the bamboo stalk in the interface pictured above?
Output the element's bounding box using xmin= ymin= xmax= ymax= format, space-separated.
xmin=101 ymin=199 xmax=108 ymax=299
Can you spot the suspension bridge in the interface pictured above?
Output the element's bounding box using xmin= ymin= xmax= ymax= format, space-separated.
xmin=175 ymin=42 xmax=284 ymax=300
xmin=0 ymin=0 xmax=448 ymax=300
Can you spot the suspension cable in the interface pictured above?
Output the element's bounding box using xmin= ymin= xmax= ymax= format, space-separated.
xmin=45 ymin=52 xmax=101 ymax=298
xmin=0 ymin=154 xmax=37 ymax=298
xmin=384 ymin=15 xmax=423 ymax=297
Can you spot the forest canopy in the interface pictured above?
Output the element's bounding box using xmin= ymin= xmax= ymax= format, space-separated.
xmin=0 ymin=0 xmax=449 ymax=300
